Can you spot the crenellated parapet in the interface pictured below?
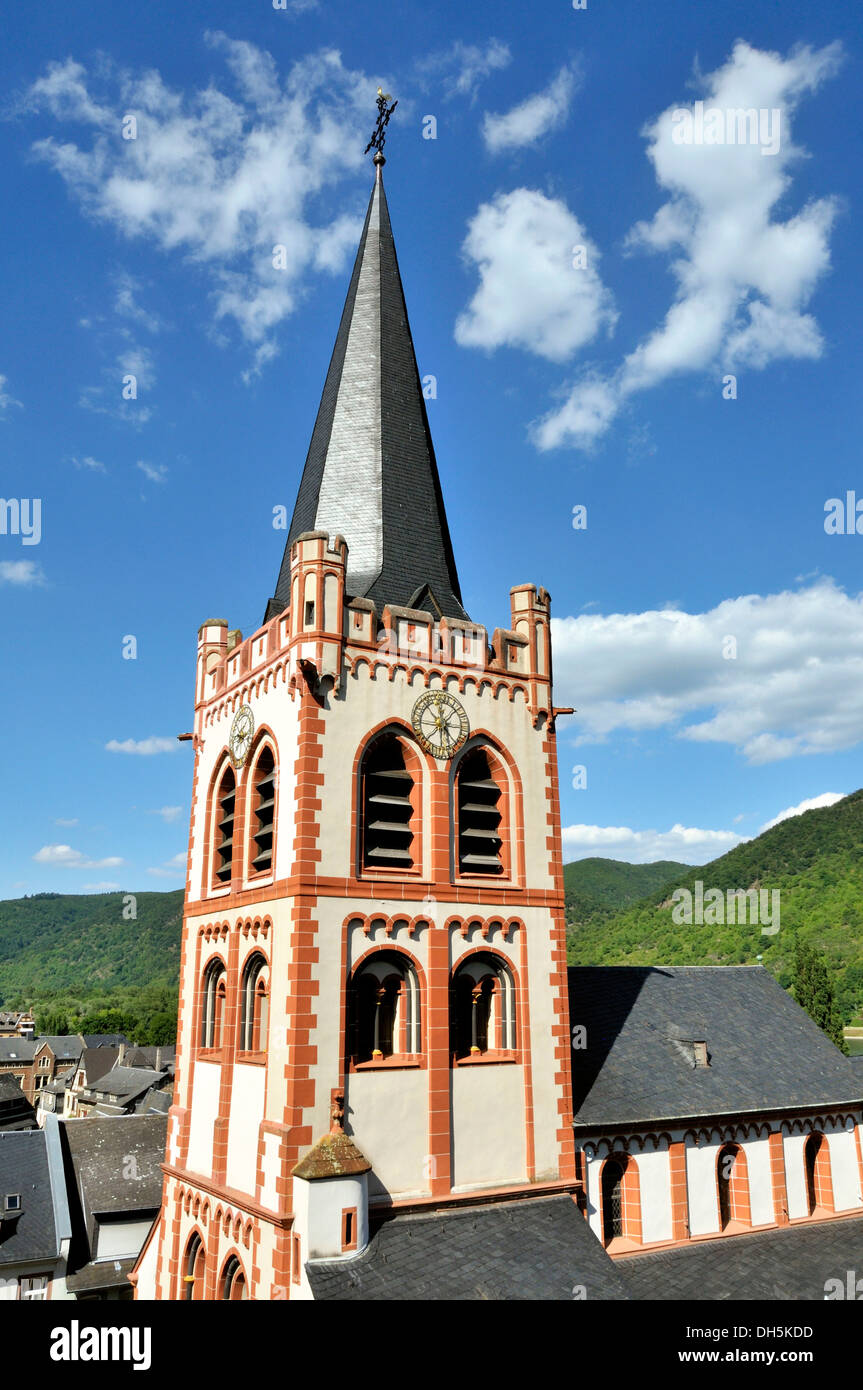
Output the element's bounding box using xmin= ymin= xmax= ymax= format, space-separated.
xmin=195 ymin=532 xmax=555 ymax=726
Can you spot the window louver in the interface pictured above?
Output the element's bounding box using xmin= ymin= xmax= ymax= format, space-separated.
xmin=251 ymin=748 xmax=275 ymax=873
xmin=362 ymin=738 xmax=414 ymax=869
xmin=215 ymin=770 xmax=236 ymax=883
xmin=457 ymin=750 xmax=503 ymax=874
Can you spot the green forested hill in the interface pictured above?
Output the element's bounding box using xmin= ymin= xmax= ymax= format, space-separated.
xmin=0 ymin=890 xmax=183 ymax=1000
xmin=566 ymin=790 xmax=863 ymax=1023
xmin=563 ymin=857 xmax=691 ymax=927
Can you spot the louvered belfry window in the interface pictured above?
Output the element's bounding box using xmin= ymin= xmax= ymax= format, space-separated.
xmin=214 ymin=767 xmax=236 ymax=884
xmin=457 ymin=749 xmax=503 ymax=875
xmin=362 ymin=736 xmax=415 ymax=870
xmin=250 ymin=747 xmax=276 ymax=874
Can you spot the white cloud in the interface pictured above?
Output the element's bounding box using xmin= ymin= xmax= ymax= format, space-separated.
xmin=136 ymin=460 xmax=168 ymax=484
xmin=419 ymin=39 xmax=511 ymax=103
xmin=562 ymin=821 xmax=743 ymax=865
xmin=54 ymin=818 xmax=79 ymax=827
xmin=0 ymin=560 xmax=45 ymax=586
xmin=147 ymin=806 xmax=183 ymax=823
xmin=105 ymin=737 xmax=176 ymax=755
xmin=33 ymin=844 xmax=124 ymax=869
xmin=0 ymin=374 xmax=22 ymax=415
xmin=82 ymin=881 xmax=123 ymax=892
xmin=147 ymin=852 xmax=186 ymax=879
xmin=455 ymin=189 xmax=616 ymax=361
xmin=79 ymin=347 xmax=154 ymax=424
xmin=553 ymin=577 xmax=863 ymax=764
xmin=760 ymin=791 xmax=846 ymax=832
xmin=24 ymin=40 xmax=384 ymax=371
xmin=530 ymin=40 xmax=842 ymax=450
xmin=482 ymin=65 xmax=579 ymax=154
xmin=71 ymin=455 xmax=106 ymax=473
xmin=113 ymin=270 xmax=162 ymax=333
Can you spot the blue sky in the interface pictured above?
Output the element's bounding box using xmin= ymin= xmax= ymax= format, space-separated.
xmin=1 ymin=0 xmax=861 ymax=897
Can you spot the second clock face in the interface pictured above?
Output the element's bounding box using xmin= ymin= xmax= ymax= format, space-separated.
xmin=229 ymin=704 xmax=255 ymax=768
xmin=411 ymin=690 xmax=470 ymax=761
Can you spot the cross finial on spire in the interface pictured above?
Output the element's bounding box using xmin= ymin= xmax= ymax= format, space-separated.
xmin=364 ymin=87 xmax=398 ymax=163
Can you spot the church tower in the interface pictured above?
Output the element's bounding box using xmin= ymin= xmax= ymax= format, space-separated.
xmin=134 ymin=143 xmax=576 ymax=1302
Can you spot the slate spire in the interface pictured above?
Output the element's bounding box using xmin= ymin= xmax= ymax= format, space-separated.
xmin=266 ymin=154 xmax=467 ymax=624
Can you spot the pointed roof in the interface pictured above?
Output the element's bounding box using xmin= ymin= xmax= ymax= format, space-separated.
xmin=292 ymin=1130 xmax=372 ymax=1181
xmin=266 ymin=160 xmax=467 ymax=623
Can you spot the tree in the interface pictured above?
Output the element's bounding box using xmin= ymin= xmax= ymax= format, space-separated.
xmin=792 ymin=939 xmax=848 ymax=1054
xmin=37 ymin=1008 xmax=69 ymax=1036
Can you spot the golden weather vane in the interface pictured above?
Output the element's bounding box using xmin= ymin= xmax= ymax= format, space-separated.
xmin=364 ymin=88 xmax=398 ymax=157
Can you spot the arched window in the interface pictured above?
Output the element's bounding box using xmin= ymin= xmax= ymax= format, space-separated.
xmin=213 ymin=765 xmax=236 ymax=886
xmin=360 ymin=736 xmax=416 ymax=872
xmin=201 ymin=960 xmax=227 ymax=1050
xmin=599 ymin=1153 xmax=642 ymax=1247
xmin=450 ymin=954 xmax=516 ymax=1061
xmin=601 ymin=1158 xmax=625 ymax=1244
xmin=455 ymin=748 xmax=504 ymax=876
xmin=182 ymin=1233 xmax=205 ymax=1301
xmin=716 ymin=1144 xmax=750 ymax=1230
xmin=240 ymin=954 xmax=269 ymax=1053
xmin=804 ymin=1131 xmax=832 ymax=1215
xmin=348 ymin=952 xmax=421 ymax=1065
xmin=249 ymin=745 xmax=276 ymax=876
xmin=220 ymin=1254 xmax=248 ymax=1301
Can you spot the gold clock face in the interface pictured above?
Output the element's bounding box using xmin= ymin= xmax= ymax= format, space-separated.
xmin=229 ymin=704 xmax=254 ymax=768
xmin=412 ymin=690 xmax=469 ymax=761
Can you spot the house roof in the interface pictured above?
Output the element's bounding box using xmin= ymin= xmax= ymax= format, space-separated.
xmin=0 ymin=1074 xmax=26 ymax=1103
xmin=65 ymin=1255 xmax=137 ymax=1294
xmin=293 ymin=1132 xmax=372 ymax=1180
xmin=62 ymin=1114 xmax=166 ymax=1222
xmin=568 ymin=965 xmax=863 ymax=1129
xmin=267 ymin=161 xmax=467 ymax=625
xmin=35 ymin=1036 xmax=82 ymax=1061
xmin=618 ymin=1213 xmax=863 ymax=1301
xmin=90 ymin=1066 xmax=164 ymax=1102
xmin=79 ymin=1047 xmax=120 ymax=1086
xmin=306 ymin=1194 xmax=629 ymax=1301
xmin=0 ymin=1039 xmax=35 ymax=1063
xmin=0 ymin=1074 xmax=37 ymax=1130
xmin=79 ymin=1034 xmax=130 ymax=1048
xmin=43 ymin=1068 xmax=75 ymax=1096
xmin=0 ymin=1127 xmax=69 ymax=1265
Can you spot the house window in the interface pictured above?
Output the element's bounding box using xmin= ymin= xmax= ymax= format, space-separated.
xmin=4 ymin=1194 xmax=21 ymax=1212
xmin=360 ymin=736 xmax=415 ymax=872
xmin=220 ymin=1255 xmax=248 ymax=1301
xmin=450 ymin=954 xmax=516 ymax=1061
xmin=19 ymin=1276 xmax=48 ymax=1301
xmin=249 ymin=745 xmax=276 ymax=875
xmin=304 ymin=600 xmax=315 ymax=627
xmin=455 ymin=748 xmax=504 ymax=876
xmin=182 ymin=1233 xmax=205 ymax=1301
xmin=213 ymin=766 xmax=236 ymax=886
xmin=602 ymin=1159 xmax=624 ymax=1243
xmin=201 ymin=961 xmax=227 ymax=1050
xmin=348 ymin=952 xmax=421 ymax=1064
xmin=716 ymin=1144 xmax=750 ymax=1229
xmin=342 ymin=1208 xmax=357 ymax=1252
xmin=240 ymin=954 xmax=269 ymax=1053
xmin=804 ymin=1131 xmax=832 ymax=1215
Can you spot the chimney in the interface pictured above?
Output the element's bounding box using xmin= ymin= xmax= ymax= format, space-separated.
xmin=155 ymin=1047 xmax=162 ymax=1072
xmin=118 ymin=1043 xmax=126 ymax=1066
